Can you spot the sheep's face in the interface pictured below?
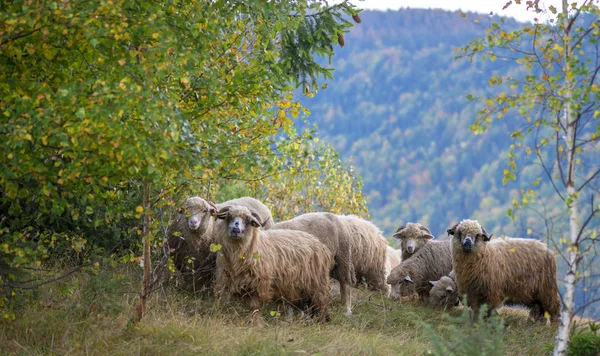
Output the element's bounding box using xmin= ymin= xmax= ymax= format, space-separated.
xmin=387 ymin=268 xmax=416 ymax=299
xmin=393 ymin=223 xmax=433 ymax=256
xmin=216 ymin=206 xmax=261 ymax=240
xmin=428 ymin=277 xmax=460 ymax=308
xmin=447 ymin=219 xmax=490 ymax=254
xmin=178 ymin=197 xmax=217 ymax=232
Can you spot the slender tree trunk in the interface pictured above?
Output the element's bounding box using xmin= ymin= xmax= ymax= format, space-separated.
xmin=134 ymin=182 xmax=152 ymax=323
xmin=554 ymin=1 xmax=580 ymax=354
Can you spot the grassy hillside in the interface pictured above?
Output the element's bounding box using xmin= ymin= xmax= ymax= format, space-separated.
xmin=0 ymin=266 xmax=560 ymax=355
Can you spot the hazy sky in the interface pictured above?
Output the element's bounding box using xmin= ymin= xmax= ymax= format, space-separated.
xmin=355 ymin=0 xmax=563 ymax=22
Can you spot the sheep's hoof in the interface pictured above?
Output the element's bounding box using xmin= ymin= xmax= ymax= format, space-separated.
xmin=344 ymin=308 xmax=353 ymax=317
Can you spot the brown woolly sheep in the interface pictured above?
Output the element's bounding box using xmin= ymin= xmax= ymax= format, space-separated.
xmin=448 ymin=219 xmax=560 ymax=322
xmin=167 ymin=196 xmax=274 ymax=291
xmin=338 ymin=215 xmax=389 ymax=294
xmin=214 ymin=205 xmax=333 ymax=321
xmin=428 ymin=270 xmax=460 ymax=308
xmin=274 ymin=212 xmax=355 ymax=316
xmin=167 ymin=196 xmax=218 ymax=290
xmin=392 ymin=222 xmax=435 ymax=261
xmin=386 ymin=239 xmax=453 ymax=302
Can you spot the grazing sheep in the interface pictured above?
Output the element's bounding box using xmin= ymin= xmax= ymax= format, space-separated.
xmin=338 ymin=215 xmax=389 ymax=293
xmin=447 ymin=219 xmax=560 ymax=322
xmin=214 ymin=205 xmax=333 ymax=321
xmin=274 ymin=212 xmax=355 ymax=316
xmin=167 ymin=196 xmax=274 ymax=291
xmin=392 ymin=222 xmax=435 ymax=260
xmin=384 ymin=245 xmax=403 ymax=283
xmin=428 ymin=270 xmax=460 ymax=308
xmin=386 ymin=239 xmax=453 ymax=302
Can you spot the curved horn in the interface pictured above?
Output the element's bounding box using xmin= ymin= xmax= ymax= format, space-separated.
xmin=250 ymin=212 xmax=264 ymax=228
xmin=392 ymin=225 xmax=406 ymax=239
xmin=216 ymin=206 xmax=231 ymax=219
xmin=207 ymin=200 xmax=218 ymax=213
xmin=481 ymin=226 xmax=491 ymax=242
xmin=447 ymin=223 xmax=459 ymax=236
xmin=417 ymin=224 xmax=433 ymax=235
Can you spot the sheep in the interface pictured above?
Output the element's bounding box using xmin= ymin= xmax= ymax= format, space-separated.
xmin=428 ymin=270 xmax=460 ymax=308
xmin=338 ymin=215 xmax=389 ymax=293
xmin=167 ymin=196 xmax=274 ymax=291
xmin=447 ymin=219 xmax=561 ymax=322
xmin=167 ymin=196 xmax=218 ymax=290
xmin=392 ymin=222 xmax=435 ymax=261
xmin=386 ymin=239 xmax=453 ymax=302
xmin=273 ymin=212 xmax=355 ymax=316
xmin=213 ymin=205 xmax=333 ymax=321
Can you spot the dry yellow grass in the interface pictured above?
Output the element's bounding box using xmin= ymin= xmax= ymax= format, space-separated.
xmin=0 ymin=266 xmax=582 ymax=355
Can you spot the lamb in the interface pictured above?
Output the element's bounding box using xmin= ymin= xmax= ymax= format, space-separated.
xmin=338 ymin=215 xmax=389 ymax=293
xmin=392 ymin=222 xmax=435 ymax=260
xmin=214 ymin=205 xmax=333 ymax=321
xmin=428 ymin=270 xmax=460 ymax=308
xmin=274 ymin=212 xmax=355 ymax=316
xmin=167 ymin=196 xmax=274 ymax=291
xmin=386 ymin=238 xmax=453 ymax=302
xmin=447 ymin=219 xmax=560 ymax=322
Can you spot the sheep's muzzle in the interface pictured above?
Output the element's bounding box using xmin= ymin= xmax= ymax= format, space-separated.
xmin=461 ymin=236 xmax=473 ymax=252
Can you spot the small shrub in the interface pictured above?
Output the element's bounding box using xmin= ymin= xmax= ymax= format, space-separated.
xmin=568 ymin=322 xmax=600 ymax=356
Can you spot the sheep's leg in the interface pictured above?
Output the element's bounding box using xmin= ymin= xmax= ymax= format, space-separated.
xmin=213 ymin=257 xmax=231 ymax=303
xmin=339 ymin=281 xmax=352 ymax=316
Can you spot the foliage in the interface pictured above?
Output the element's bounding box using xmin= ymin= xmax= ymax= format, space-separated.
xmin=568 ymin=322 xmax=600 ymax=356
xmin=455 ymin=1 xmax=600 ymax=353
xmin=0 ymin=0 xmax=365 ymax=316
xmin=423 ymin=303 xmax=505 ymax=356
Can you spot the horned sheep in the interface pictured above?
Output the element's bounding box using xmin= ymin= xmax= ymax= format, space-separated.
xmin=386 ymin=235 xmax=453 ymax=301
xmin=214 ymin=205 xmax=333 ymax=321
xmin=338 ymin=215 xmax=389 ymax=294
xmin=274 ymin=212 xmax=355 ymax=316
xmin=167 ymin=196 xmax=273 ymax=291
xmin=392 ymin=222 xmax=435 ymax=260
xmin=448 ymin=219 xmax=560 ymax=322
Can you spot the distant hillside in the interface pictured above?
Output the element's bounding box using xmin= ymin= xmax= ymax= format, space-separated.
xmin=299 ymin=8 xmax=549 ymax=238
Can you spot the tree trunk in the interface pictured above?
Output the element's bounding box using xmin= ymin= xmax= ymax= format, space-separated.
xmin=553 ymin=1 xmax=580 ymax=354
xmin=134 ymin=182 xmax=151 ymax=323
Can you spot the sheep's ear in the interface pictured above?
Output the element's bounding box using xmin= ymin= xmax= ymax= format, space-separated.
xmin=207 ymin=200 xmax=218 ymax=215
xmin=429 ymin=280 xmax=437 ymax=287
xmin=392 ymin=226 xmax=406 ymax=239
xmin=423 ymin=233 xmax=434 ymax=240
xmin=481 ymin=227 xmax=491 ymax=241
xmin=404 ymin=275 xmax=413 ymax=283
xmin=447 ymin=223 xmax=459 ymax=236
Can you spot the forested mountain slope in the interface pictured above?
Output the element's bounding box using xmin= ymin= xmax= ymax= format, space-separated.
xmin=300 ymin=9 xmax=547 ymax=238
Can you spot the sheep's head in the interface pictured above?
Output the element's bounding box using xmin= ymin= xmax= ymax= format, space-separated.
xmin=178 ymin=197 xmax=217 ymax=232
xmin=393 ymin=222 xmax=434 ymax=257
xmin=447 ymin=219 xmax=491 ymax=253
xmin=428 ymin=276 xmax=460 ymax=308
xmin=215 ymin=205 xmax=262 ymax=240
xmin=386 ymin=266 xmax=416 ymax=299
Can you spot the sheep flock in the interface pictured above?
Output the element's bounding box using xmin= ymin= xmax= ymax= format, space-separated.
xmin=167 ymin=196 xmax=561 ymax=324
